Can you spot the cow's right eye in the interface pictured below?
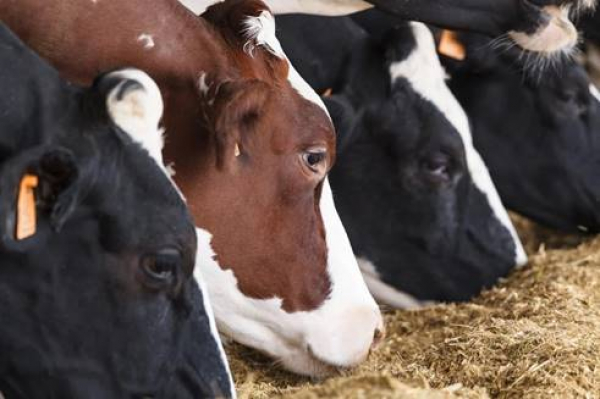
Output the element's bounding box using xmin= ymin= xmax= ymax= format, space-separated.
xmin=422 ymin=152 xmax=452 ymax=182
xmin=140 ymin=249 xmax=182 ymax=290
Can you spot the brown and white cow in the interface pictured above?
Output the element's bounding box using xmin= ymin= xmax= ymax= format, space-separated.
xmin=0 ymin=0 xmax=383 ymax=376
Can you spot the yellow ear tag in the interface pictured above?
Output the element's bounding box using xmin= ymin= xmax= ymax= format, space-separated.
xmin=439 ymin=30 xmax=466 ymax=61
xmin=16 ymin=174 xmax=39 ymax=240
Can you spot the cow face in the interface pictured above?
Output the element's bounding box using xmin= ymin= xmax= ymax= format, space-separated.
xmin=0 ymin=31 xmax=233 ymax=398
xmin=326 ymin=23 xmax=526 ymax=306
xmin=166 ymin=1 xmax=383 ymax=376
xmin=446 ymin=37 xmax=600 ymax=234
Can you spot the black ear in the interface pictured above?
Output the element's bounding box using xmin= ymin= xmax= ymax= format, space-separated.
xmin=0 ymin=146 xmax=79 ymax=248
xmin=323 ymin=94 xmax=358 ymax=154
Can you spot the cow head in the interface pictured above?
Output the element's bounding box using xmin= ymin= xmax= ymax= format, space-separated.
xmin=352 ymin=0 xmax=595 ymax=57
xmin=326 ymin=22 xmax=527 ymax=306
xmin=165 ymin=0 xmax=383 ymax=376
xmin=445 ymin=33 xmax=600 ymax=234
xmin=0 ymin=30 xmax=234 ymax=397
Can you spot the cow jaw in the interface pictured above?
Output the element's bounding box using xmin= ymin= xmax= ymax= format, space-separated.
xmin=195 ymin=182 xmax=383 ymax=377
xmin=358 ymin=258 xmax=432 ymax=310
xmin=509 ymin=6 xmax=578 ymax=55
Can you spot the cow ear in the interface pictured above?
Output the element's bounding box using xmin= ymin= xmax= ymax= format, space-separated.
xmin=323 ymin=94 xmax=357 ymax=153
xmin=97 ymin=69 xmax=165 ymax=165
xmin=210 ymin=79 xmax=271 ymax=169
xmin=0 ymin=147 xmax=79 ymax=247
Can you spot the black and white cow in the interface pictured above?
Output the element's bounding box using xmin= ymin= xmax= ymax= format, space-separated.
xmin=440 ymin=33 xmax=600 ymax=234
xmin=277 ymin=15 xmax=527 ymax=306
xmin=182 ymin=0 xmax=595 ymax=55
xmin=0 ymin=23 xmax=234 ymax=398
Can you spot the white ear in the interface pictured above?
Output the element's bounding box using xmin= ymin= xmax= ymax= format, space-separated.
xmin=106 ymin=68 xmax=165 ymax=166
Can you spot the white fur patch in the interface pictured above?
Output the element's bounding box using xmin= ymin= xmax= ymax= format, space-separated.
xmin=243 ymin=11 xmax=285 ymax=58
xmin=193 ymin=229 xmax=236 ymax=399
xmin=137 ymin=33 xmax=155 ymax=50
xmin=389 ymin=22 xmax=527 ymax=267
xmin=358 ymin=258 xmax=431 ymax=310
xmin=590 ymin=84 xmax=600 ymax=103
xmin=106 ymin=69 xmax=165 ymax=166
xmin=198 ymin=72 xmax=210 ymax=95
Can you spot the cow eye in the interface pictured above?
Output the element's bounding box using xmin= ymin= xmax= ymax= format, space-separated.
xmin=140 ymin=249 xmax=182 ymax=290
xmin=422 ymin=153 xmax=451 ymax=181
xmin=302 ymin=149 xmax=328 ymax=174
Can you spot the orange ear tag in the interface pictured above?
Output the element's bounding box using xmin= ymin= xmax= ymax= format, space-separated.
xmin=438 ymin=30 xmax=466 ymax=61
xmin=15 ymin=174 xmax=39 ymax=240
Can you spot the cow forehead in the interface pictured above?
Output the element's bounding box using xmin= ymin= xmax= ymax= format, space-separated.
xmin=244 ymin=10 xmax=329 ymax=114
xmin=241 ymin=10 xmax=335 ymax=152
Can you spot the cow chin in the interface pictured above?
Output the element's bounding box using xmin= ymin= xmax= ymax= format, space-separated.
xmin=509 ymin=5 xmax=578 ymax=55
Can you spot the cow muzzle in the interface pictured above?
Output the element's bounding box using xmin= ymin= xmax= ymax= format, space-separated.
xmin=509 ymin=5 xmax=578 ymax=54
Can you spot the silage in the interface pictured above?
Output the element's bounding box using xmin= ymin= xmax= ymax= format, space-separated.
xmin=227 ymin=218 xmax=600 ymax=398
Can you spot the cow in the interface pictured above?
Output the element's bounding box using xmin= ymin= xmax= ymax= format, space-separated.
xmin=180 ymin=0 xmax=595 ymax=55
xmin=440 ymin=32 xmax=600 ymax=234
xmin=276 ymin=15 xmax=527 ymax=307
xmin=0 ymin=23 xmax=233 ymax=398
xmin=0 ymin=0 xmax=383 ymax=376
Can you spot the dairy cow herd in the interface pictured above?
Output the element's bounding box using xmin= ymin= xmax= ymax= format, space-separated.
xmin=0 ymin=0 xmax=599 ymax=397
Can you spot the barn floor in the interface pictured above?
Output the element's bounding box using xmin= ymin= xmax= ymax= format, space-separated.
xmin=226 ymin=215 xmax=600 ymax=398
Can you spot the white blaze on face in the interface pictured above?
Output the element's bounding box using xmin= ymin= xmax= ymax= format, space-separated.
xmin=193 ymin=11 xmax=382 ymax=377
xmin=105 ymin=69 xmax=165 ymax=166
xmin=389 ymin=22 xmax=527 ymax=267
